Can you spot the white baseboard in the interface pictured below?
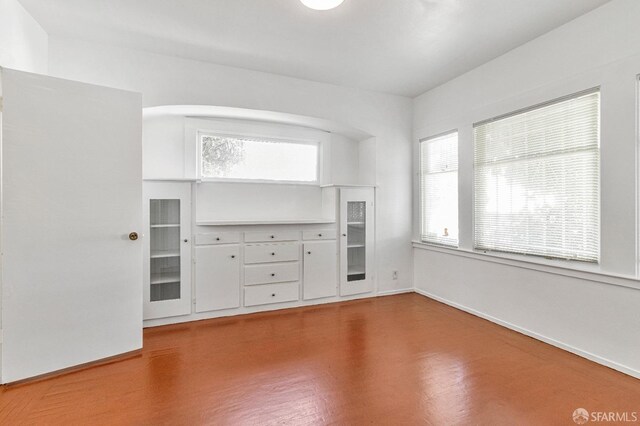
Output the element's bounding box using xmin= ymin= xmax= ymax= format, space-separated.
xmin=413 ymin=288 xmax=640 ymax=380
xmin=377 ymin=288 xmax=413 ymax=296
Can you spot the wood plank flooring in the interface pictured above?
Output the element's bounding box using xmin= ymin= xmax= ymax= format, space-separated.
xmin=1 ymin=293 xmax=639 ymax=425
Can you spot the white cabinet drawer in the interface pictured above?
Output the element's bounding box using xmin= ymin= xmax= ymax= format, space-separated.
xmin=245 ymin=262 xmax=299 ymax=286
xmin=244 ymin=243 xmax=299 ymax=264
xmin=244 ymin=230 xmax=300 ymax=243
xmin=195 ymin=232 xmax=241 ymax=245
xmin=302 ymin=229 xmax=336 ymax=240
xmin=244 ymin=282 xmax=299 ymax=306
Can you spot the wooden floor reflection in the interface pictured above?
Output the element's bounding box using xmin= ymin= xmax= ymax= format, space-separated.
xmin=1 ymin=293 xmax=639 ymax=425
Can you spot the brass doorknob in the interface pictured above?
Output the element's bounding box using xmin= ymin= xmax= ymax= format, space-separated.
xmin=129 ymin=232 xmax=139 ymax=241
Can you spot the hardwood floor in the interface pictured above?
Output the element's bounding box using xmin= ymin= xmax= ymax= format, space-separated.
xmin=1 ymin=293 xmax=639 ymax=425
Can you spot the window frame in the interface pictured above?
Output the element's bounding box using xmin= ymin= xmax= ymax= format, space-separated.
xmin=419 ymin=129 xmax=459 ymax=248
xmin=472 ymin=88 xmax=601 ymax=263
xmin=197 ymin=130 xmax=323 ymax=185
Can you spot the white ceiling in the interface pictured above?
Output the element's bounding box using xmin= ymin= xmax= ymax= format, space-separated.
xmin=19 ymin=0 xmax=611 ymax=97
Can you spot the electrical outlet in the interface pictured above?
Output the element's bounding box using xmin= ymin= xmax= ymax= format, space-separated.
xmin=392 ymin=270 xmax=398 ymax=280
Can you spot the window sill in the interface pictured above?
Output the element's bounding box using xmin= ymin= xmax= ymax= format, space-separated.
xmin=412 ymin=241 xmax=640 ymax=291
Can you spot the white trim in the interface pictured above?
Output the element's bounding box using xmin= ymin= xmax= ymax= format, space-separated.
xmin=412 ymin=241 xmax=640 ymax=290
xmin=376 ymin=288 xmax=413 ymax=296
xmin=196 ymin=219 xmax=336 ymax=226
xmin=636 ymin=73 xmax=640 ymax=277
xmin=320 ymin=184 xmax=377 ymax=188
xmin=413 ymin=288 xmax=640 ymax=379
xmin=144 ymin=290 xmax=379 ymax=328
xmin=143 ymin=178 xmax=200 ymax=182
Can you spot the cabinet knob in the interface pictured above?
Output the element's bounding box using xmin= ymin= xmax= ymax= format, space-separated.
xmin=129 ymin=232 xmax=139 ymax=241
xmin=271 ymin=252 xmax=276 ymax=256
xmin=318 ymin=233 xmax=322 ymax=237
xmin=231 ymin=255 xmax=236 ymax=259
xmin=307 ymin=251 xmax=311 ymax=255
xmin=271 ymin=273 xmax=276 ymax=277
xmin=342 ymin=233 xmax=347 ymax=237
xmin=271 ymin=293 xmax=276 ymax=297
xmin=270 ymin=235 xmax=275 ymax=239
xmin=183 ymin=239 xmax=188 ymax=243
xmin=216 ymin=237 xmax=220 ymax=241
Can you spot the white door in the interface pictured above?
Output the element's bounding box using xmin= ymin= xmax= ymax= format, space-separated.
xmin=340 ymin=188 xmax=375 ymax=296
xmin=303 ymin=241 xmax=338 ymax=300
xmin=195 ymin=245 xmax=241 ymax=312
xmin=143 ymin=182 xmax=192 ymax=320
xmin=1 ymin=69 xmax=143 ymax=383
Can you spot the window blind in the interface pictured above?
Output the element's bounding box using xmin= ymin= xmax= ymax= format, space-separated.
xmin=474 ymin=90 xmax=600 ymax=262
xmin=420 ymin=131 xmax=458 ymax=246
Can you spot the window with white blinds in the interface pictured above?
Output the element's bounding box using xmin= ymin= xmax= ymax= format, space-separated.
xmin=420 ymin=131 xmax=459 ymax=246
xmin=474 ymin=90 xmax=600 ymax=262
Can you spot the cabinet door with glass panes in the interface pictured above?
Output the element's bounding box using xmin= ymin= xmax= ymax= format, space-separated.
xmin=143 ymin=182 xmax=192 ymax=320
xmin=339 ymin=188 xmax=374 ymax=296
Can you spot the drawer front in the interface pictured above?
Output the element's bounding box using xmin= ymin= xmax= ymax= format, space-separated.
xmin=195 ymin=232 xmax=241 ymax=245
xmin=244 ymin=230 xmax=300 ymax=243
xmin=244 ymin=243 xmax=299 ymax=264
xmin=245 ymin=262 xmax=299 ymax=286
xmin=244 ymin=282 xmax=299 ymax=307
xmin=302 ymin=229 xmax=336 ymax=241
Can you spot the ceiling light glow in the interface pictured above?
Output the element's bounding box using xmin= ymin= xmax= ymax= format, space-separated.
xmin=300 ymin=0 xmax=344 ymax=11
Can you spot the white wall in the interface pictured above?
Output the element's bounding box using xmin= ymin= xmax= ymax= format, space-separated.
xmin=0 ymin=0 xmax=47 ymax=74
xmin=49 ymin=37 xmax=414 ymax=293
xmin=413 ymin=0 xmax=640 ymax=377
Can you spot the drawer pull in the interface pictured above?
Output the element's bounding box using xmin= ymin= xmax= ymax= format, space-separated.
xmin=318 ymin=233 xmax=322 ymax=237
xmin=216 ymin=237 xmax=220 ymax=241
xmin=231 ymin=255 xmax=236 ymax=259
xmin=271 ymin=293 xmax=276 ymax=297
xmin=271 ymin=252 xmax=276 ymax=256
xmin=271 ymin=273 xmax=276 ymax=277
xmin=270 ymin=235 xmax=275 ymax=239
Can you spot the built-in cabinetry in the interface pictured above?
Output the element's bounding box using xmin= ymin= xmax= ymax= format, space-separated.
xmin=143 ymin=182 xmax=192 ymax=320
xmin=338 ymin=188 xmax=375 ymax=296
xmin=193 ymin=230 xmax=337 ymax=312
xmin=303 ymin=240 xmax=338 ymax=300
xmin=195 ymin=244 xmax=240 ymax=312
xmin=142 ymin=183 xmax=374 ymax=326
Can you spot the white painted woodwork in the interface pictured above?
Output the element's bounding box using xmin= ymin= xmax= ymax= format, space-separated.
xmin=244 ymin=243 xmax=300 ymax=264
xmin=339 ymin=188 xmax=375 ymax=296
xmin=195 ymin=245 xmax=241 ymax=313
xmin=143 ymin=182 xmax=192 ymax=320
xmin=244 ymin=282 xmax=299 ymax=307
xmin=302 ymin=229 xmax=337 ymax=240
xmin=0 ymin=69 xmax=142 ymax=383
xmin=243 ymin=230 xmax=300 ymax=243
xmin=244 ymin=263 xmax=299 ymax=286
xmin=195 ymin=232 xmax=241 ymax=245
xmin=196 ymin=183 xmax=324 ymax=225
xmin=303 ymin=241 xmax=338 ymax=300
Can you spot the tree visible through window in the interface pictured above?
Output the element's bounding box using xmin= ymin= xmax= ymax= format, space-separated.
xmin=200 ymin=135 xmax=319 ymax=182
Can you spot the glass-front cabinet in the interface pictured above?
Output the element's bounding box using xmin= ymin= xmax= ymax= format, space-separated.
xmin=340 ymin=188 xmax=374 ymax=296
xmin=143 ymin=182 xmax=192 ymax=320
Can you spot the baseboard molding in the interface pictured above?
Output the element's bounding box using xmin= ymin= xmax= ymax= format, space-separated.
xmin=3 ymin=349 xmax=142 ymax=386
xmin=413 ymin=288 xmax=640 ymax=380
xmin=377 ymin=288 xmax=414 ymax=296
